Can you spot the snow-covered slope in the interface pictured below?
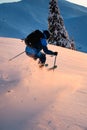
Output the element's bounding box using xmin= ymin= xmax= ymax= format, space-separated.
xmin=0 ymin=0 xmax=87 ymax=129
xmin=65 ymin=0 xmax=87 ymax=7
xmin=0 ymin=0 xmax=87 ymax=52
xmin=0 ymin=37 xmax=87 ymax=130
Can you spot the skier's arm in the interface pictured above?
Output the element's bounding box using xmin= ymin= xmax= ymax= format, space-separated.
xmin=41 ymin=38 xmax=57 ymax=55
xmin=42 ymin=46 xmax=55 ymax=55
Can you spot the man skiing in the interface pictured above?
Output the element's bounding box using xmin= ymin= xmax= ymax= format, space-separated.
xmin=25 ymin=30 xmax=58 ymax=66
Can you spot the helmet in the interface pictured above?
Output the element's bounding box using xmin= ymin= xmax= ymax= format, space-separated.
xmin=43 ymin=30 xmax=50 ymax=39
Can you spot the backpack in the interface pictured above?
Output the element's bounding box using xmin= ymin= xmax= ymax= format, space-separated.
xmin=25 ymin=30 xmax=44 ymax=49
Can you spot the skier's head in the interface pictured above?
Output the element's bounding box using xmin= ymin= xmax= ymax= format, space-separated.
xmin=43 ymin=30 xmax=50 ymax=39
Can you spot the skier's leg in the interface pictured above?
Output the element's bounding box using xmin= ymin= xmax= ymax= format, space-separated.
xmin=40 ymin=53 xmax=46 ymax=64
xmin=25 ymin=46 xmax=46 ymax=64
xmin=36 ymin=52 xmax=46 ymax=65
xmin=25 ymin=46 xmax=38 ymax=60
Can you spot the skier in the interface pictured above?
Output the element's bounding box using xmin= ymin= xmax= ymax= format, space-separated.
xmin=25 ymin=30 xmax=58 ymax=66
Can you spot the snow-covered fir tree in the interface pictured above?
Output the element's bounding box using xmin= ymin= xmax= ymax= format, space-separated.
xmin=48 ymin=0 xmax=75 ymax=49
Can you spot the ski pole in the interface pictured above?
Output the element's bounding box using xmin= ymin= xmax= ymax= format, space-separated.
xmin=9 ymin=51 xmax=25 ymax=61
xmin=51 ymin=55 xmax=57 ymax=71
xmin=53 ymin=55 xmax=57 ymax=67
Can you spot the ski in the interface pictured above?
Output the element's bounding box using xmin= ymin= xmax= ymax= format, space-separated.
xmin=39 ymin=63 xmax=57 ymax=71
xmin=39 ymin=63 xmax=48 ymax=68
xmin=48 ymin=65 xmax=57 ymax=71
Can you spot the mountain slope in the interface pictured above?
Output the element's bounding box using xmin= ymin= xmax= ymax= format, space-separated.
xmin=59 ymin=0 xmax=87 ymax=53
xmin=0 ymin=0 xmax=87 ymax=52
xmin=0 ymin=0 xmax=49 ymax=38
xmin=0 ymin=37 xmax=87 ymax=130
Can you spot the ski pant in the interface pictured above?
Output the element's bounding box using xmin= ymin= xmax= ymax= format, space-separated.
xmin=25 ymin=46 xmax=46 ymax=64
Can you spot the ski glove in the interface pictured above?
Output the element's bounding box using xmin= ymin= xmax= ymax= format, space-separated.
xmin=54 ymin=52 xmax=58 ymax=56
